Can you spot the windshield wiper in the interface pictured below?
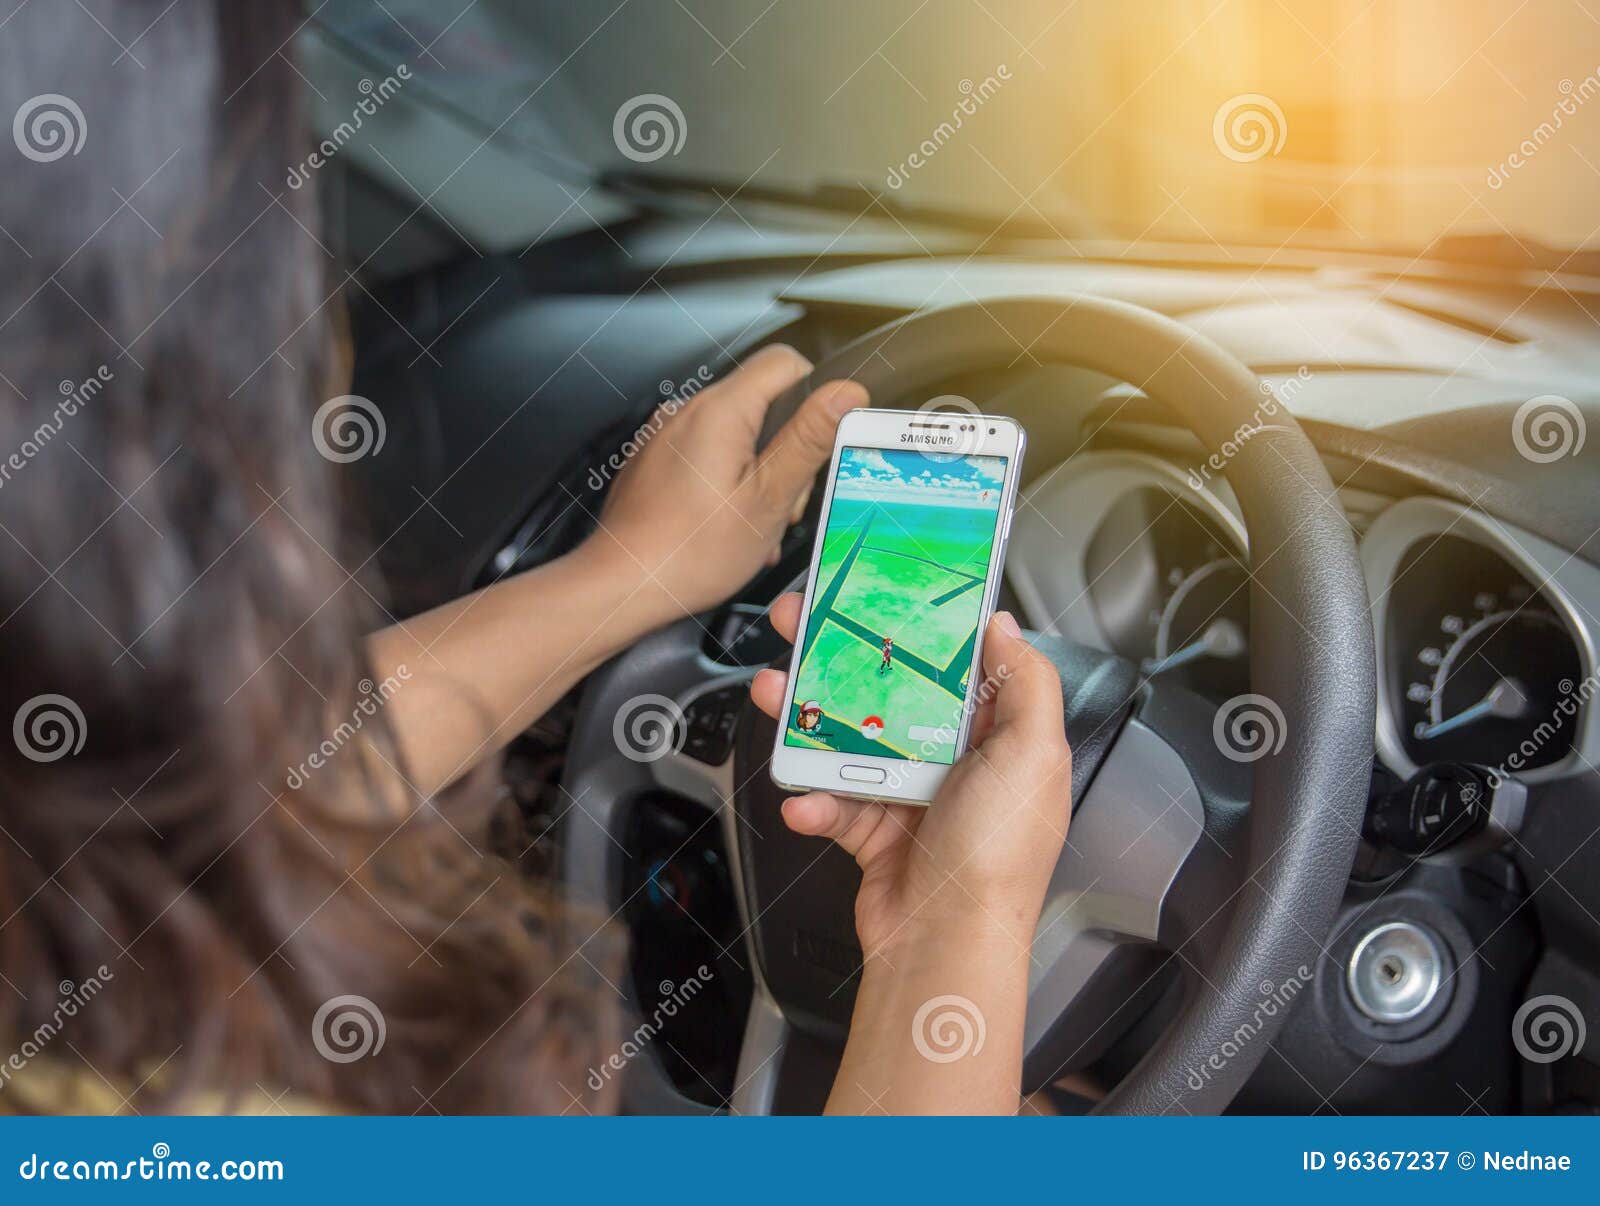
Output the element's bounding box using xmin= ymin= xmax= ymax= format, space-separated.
xmin=605 ymin=170 xmax=1600 ymax=284
xmin=600 ymin=168 xmax=1087 ymax=239
xmin=1425 ymin=232 xmax=1600 ymax=276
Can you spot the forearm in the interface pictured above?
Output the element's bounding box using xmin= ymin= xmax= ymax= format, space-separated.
xmin=826 ymin=917 xmax=1033 ymax=1116
xmin=366 ymin=539 xmax=676 ymax=796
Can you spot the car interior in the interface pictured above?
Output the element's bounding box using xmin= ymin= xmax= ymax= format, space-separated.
xmin=301 ymin=1 xmax=1599 ymax=1114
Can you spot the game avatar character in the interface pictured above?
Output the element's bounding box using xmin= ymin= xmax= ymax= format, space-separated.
xmin=797 ymin=700 xmax=823 ymax=733
xmin=878 ymin=636 xmax=894 ymax=677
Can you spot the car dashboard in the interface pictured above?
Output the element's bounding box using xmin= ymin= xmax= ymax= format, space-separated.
xmin=344 ymin=214 xmax=1600 ymax=1113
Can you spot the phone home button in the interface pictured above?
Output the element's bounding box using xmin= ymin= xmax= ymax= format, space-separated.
xmin=840 ymin=765 xmax=887 ymax=784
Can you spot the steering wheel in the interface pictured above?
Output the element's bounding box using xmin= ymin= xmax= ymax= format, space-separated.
xmin=563 ymin=296 xmax=1375 ymax=1115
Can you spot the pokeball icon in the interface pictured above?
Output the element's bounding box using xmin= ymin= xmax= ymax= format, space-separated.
xmin=860 ymin=715 xmax=885 ymax=739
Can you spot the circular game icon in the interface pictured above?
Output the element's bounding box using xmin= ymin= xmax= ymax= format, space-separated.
xmin=797 ymin=700 xmax=823 ymax=733
xmin=860 ymin=715 xmax=885 ymax=740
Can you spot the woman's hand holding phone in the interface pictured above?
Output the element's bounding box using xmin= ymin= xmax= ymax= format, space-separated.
xmin=752 ymin=597 xmax=1072 ymax=1114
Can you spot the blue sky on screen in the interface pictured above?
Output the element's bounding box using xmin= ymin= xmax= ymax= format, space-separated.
xmin=835 ymin=447 xmax=1006 ymax=509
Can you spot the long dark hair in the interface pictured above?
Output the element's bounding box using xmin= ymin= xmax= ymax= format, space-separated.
xmin=0 ymin=1 xmax=616 ymax=1112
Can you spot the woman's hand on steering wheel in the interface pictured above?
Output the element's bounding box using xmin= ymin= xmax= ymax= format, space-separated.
xmin=584 ymin=345 xmax=867 ymax=619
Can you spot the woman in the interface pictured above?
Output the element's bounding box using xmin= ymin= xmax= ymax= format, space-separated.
xmin=0 ymin=2 xmax=1070 ymax=1115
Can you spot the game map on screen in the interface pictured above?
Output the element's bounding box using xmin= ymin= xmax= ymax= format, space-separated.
xmin=784 ymin=446 xmax=1008 ymax=766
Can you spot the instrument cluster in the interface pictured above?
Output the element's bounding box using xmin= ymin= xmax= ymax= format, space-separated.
xmin=1008 ymin=453 xmax=1598 ymax=787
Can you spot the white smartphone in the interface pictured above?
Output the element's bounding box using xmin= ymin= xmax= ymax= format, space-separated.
xmin=769 ymin=406 xmax=1027 ymax=804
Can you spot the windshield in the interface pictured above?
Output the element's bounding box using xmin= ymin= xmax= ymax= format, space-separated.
xmin=312 ymin=0 xmax=1600 ymax=257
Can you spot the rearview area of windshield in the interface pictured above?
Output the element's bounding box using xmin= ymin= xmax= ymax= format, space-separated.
xmin=310 ymin=0 xmax=1600 ymax=258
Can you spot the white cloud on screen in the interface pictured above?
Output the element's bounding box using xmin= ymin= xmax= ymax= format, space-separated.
xmin=835 ymin=471 xmax=999 ymax=509
xmin=966 ymin=456 xmax=1005 ymax=482
xmin=849 ymin=448 xmax=901 ymax=476
xmin=835 ymin=448 xmax=1006 ymax=509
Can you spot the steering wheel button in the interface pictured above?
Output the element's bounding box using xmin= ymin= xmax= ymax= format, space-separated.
xmin=839 ymin=765 xmax=887 ymax=784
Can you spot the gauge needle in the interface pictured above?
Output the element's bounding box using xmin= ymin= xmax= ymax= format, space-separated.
xmin=1415 ymin=677 xmax=1528 ymax=740
xmin=1142 ymin=618 xmax=1246 ymax=677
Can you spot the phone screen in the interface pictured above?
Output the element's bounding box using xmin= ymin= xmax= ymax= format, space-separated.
xmin=784 ymin=445 xmax=1010 ymax=765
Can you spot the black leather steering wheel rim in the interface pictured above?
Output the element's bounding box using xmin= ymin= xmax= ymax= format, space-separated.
xmin=753 ymin=296 xmax=1376 ymax=1114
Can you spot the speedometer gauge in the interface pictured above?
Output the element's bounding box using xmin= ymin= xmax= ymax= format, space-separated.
xmin=1149 ymin=557 xmax=1251 ymax=699
xmin=1365 ymin=499 xmax=1599 ymax=788
xmin=1388 ymin=535 xmax=1584 ymax=777
xmin=1081 ymin=485 xmax=1249 ymax=699
xmin=1401 ymin=606 xmax=1581 ymax=770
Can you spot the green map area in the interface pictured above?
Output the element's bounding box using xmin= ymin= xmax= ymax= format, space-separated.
xmin=787 ymin=487 xmax=1001 ymax=765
